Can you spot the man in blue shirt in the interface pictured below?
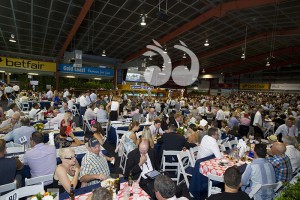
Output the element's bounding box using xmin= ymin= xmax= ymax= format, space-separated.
xmin=242 ymin=144 xmax=276 ymax=200
xmin=4 ymin=117 xmax=36 ymax=146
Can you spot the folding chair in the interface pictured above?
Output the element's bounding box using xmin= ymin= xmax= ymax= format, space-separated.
xmin=82 ymin=115 xmax=93 ymax=133
xmin=161 ymin=150 xmax=180 ymax=182
xmin=248 ymin=182 xmax=282 ymax=199
xmin=177 ymin=150 xmax=194 ymax=188
xmin=21 ymin=102 xmax=30 ymax=112
xmin=0 ymin=181 xmax=16 ymax=194
xmin=72 ymin=105 xmax=80 ymax=116
xmin=25 ymin=174 xmax=53 ymax=186
xmin=115 ymin=130 xmax=127 ymax=149
xmin=207 ymin=173 xmax=223 ymax=197
xmin=189 ymin=146 xmax=199 ymax=167
xmin=119 ymin=136 xmax=130 ymax=174
xmin=18 ymin=184 xmax=44 ymax=198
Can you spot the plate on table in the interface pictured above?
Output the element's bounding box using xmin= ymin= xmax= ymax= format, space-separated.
xmin=101 ymin=178 xmax=116 ymax=188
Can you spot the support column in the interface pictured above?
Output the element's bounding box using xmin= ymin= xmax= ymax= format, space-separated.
xmin=6 ymin=73 xmax=10 ymax=84
xmin=113 ymin=67 xmax=117 ymax=90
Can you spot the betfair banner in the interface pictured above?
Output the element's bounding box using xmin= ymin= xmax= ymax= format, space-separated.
xmin=0 ymin=57 xmax=56 ymax=72
xmin=240 ymin=83 xmax=269 ymax=90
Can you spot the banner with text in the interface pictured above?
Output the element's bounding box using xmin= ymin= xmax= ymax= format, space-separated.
xmin=59 ymin=64 xmax=114 ymax=77
xmin=271 ymin=84 xmax=300 ymax=91
xmin=240 ymin=83 xmax=269 ymax=90
xmin=0 ymin=56 xmax=56 ymax=72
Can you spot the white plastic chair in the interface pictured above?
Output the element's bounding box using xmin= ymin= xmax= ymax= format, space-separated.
xmin=116 ymin=130 xmax=127 ymax=148
xmin=0 ymin=180 xmax=16 ymax=194
xmin=25 ymin=174 xmax=53 ymax=186
xmin=161 ymin=150 xmax=180 ymax=181
xmin=18 ymin=184 xmax=44 ymax=198
xmin=207 ymin=173 xmax=224 ymax=197
xmin=177 ymin=150 xmax=193 ymax=187
xmin=248 ymin=182 xmax=282 ymax=199
xmin=72 ymin=105 xmax=80 ymax=116
xmin=119 ymin=136 xmax=130 ymax=174
xmin=21 ymin=102 xmax=30 ymax=112
xmin=189 ymin=146 xmax=199 ymax=167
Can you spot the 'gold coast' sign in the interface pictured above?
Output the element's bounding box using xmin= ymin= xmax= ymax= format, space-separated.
xmin=0 ymin=57 xmax=56 ymax=72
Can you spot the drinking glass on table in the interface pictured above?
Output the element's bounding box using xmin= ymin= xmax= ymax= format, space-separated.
xmin=71 ymin=122 xmax=76 ymax=131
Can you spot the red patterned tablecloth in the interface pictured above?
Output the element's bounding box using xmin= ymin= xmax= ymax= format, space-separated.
xmin=199 ymin=158 xmax=238 ymax=177
xmin=66 ymin=182 xmax=150 ymax=200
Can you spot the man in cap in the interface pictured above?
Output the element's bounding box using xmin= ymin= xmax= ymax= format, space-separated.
xmin=80 ymin=137 xmax=115 ymax=186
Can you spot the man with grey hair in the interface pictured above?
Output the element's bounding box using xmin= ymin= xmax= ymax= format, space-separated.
xmin=154 ymin=175 xmax=188 ymax=200
xmin=282 ymin=136 xmax=300 ymax=172
xmin=86 ymin=187 xmax=112 ymax=200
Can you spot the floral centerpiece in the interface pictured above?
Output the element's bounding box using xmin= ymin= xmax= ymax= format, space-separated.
xmin=177 ymin=126 xmax=187 ymax=136
xmin=33 ymin=123 xmax=44 ymax=132
xmin=30 ymin=191 xmax=57 ymax=200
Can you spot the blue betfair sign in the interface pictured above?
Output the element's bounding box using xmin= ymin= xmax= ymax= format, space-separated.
xmin=59 ymin=64 xmax=114 ymax=77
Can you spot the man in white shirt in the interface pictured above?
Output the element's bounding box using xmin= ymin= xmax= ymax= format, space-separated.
xmin=90 ymin=91 xmax=97 ymax=103
xmin=44 ymin=109 xmax=64 ymax=128
xmin=275 ymin=117 xmax=298 ymax=138
xmin=28 ymin=103 xmax=40 ymax=119
xmin=149 ymin=119 xmax=164 ymax=136
xmin=66 ymin=95 xmax=73 ymax=110
xmin=63 ymin=89 xmax=70 ymax=99
xmin=216 ymin=105 xmax=225 ymax=128
xmin=45 ymin=89 xmax=53 ymax=100
xmin=96 ymin=105 xmax=108 ymax=122
xmin=282 ymin=136 xmax=300 ymax=172
xmin=253 ymin=107 xmax=264 ymax=139
xmin=6 ymin=103 xmax=19 ymax=118
xmin=197 ymin=127 xmax=223 ymax=159
xmin=85 ymin=91 xmax=92 ymax=106
xmin=79 ymin=92 xmax=88 ymax=125
xmin=4 ymin=84 xmax=13 ymax=99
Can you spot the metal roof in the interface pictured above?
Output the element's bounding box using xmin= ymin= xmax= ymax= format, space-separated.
xmin=0 ymin=0 xmax=300 ymax=76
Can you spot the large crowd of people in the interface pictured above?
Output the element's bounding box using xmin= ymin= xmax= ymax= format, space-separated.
xmin=0 ymin=85 xmax=300 ymax=199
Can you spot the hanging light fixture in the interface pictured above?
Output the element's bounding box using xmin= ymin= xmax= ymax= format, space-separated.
xmin=9 ymin=34 xmax=16 ymax=43
xmin=266 ymin=61 xmax=270 ymax=67
xmin=140 ymin=14 xmax=147 ymax=26
xmin=182 ymin=53 xmax=186 ymax=59
xmin=163 ymin=46 xmax=167 ymax=53
xmin=102 ymin=50 xmax=106 ymax=56
xmin=241 ymin=26 xmax=248 ymax=60
xmin=202 ymin=68 xmax=205 ymax=73
xmin=204 ymin=39 xmax=209 ymax=47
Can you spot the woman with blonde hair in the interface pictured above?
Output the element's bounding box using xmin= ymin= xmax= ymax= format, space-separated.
xmin=124 ymin=121 xmax=140 ymax=152
xmin=141 ymin=126 xmax=154 ymax=148
xmin=53 ymin=148 xmax=81 ymax=193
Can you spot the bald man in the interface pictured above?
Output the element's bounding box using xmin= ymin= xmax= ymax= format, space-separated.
xmin=125 ymin=139 xmax=158 ymax=197
xmin=267 ymin=142 xmax=293 ymax=182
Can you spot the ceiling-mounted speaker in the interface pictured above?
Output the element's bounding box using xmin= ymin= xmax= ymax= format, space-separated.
xmin=157 ymin=11 xmax=169 ymax=22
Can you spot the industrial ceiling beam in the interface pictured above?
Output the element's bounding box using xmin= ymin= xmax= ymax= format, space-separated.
xmin=124 ymin=0 xmax=283 ymax=63
xmin=233 ymin=56 xmax=300 ymax=75
xmin=206 ymin=46 xmax=300 ymax=73
xmin=173 ymin=28 xmax=300 ymax=67
xmin=56 ymin=0 xmax=94 ymax=61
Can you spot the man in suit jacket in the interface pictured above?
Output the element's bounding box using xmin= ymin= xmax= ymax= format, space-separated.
xmin=169 ymin=113 xmax=183 ymax=128
xmin=157 ymin=124 xmax=194 ymax=165
xmin=125 ymin=139 xmax=158 ymax=197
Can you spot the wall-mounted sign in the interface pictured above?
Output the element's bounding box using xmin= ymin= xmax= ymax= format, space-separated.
xmin=240 ymin=83 xmax=269 ymax=90
xmin=271 ymin=84 xmax=300 ymax=91
xmin=0 ymin=57 xmax=56 ymax=72
xmin=59 ymin=64 xmax=114 ymax=77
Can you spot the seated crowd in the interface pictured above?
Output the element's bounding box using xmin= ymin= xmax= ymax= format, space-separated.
xmin=0 ymin=89 xmax=300 ymax=200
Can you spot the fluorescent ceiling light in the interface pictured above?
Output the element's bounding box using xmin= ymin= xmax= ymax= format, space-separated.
xmin=28 ymin=73 xmax=38 ymax=75
xmin=0 ymin=70 xmax=5 ymax=73
xmin=94 ymin=78 xmax=102 ymax=80
xmin=204 ymin=39 xmax=209 ymax=47
xmin=102 ymin=50 xmax=106 ymax=57
xmin=66 ymin=76 xmax=75 ymax=78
